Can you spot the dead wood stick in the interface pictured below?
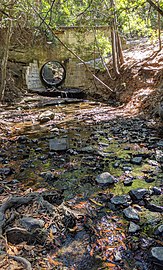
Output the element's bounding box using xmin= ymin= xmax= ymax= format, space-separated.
xmin=9 ymin=255 xmax=32 ymax=270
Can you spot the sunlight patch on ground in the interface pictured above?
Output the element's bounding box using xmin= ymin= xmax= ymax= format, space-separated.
xmin=126 ymin=49 xmax=152 ymax=61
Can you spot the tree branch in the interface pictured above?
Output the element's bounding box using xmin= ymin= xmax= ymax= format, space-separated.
xmin=146 ymin=0 xmax=163 ymax=17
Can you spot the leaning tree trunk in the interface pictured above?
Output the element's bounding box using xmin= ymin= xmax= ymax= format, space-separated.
xmin=0 ymin=19 xmax=13 ymax=102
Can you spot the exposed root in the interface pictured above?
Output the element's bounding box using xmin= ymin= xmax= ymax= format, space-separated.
xmin=9 ymin=255 xmax=32 ymax=270
xmin=0 ymin=195 xmax=34 ymax=235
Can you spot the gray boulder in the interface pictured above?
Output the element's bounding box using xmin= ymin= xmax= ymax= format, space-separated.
xmin=151 ymin=247 xmax=163 ymax=266
xmin=111 ymin=195 xmax=131 ymax=207
xmin=96 ymin=172 xmax=117 ymax=185
xmin=49 ymin=138 xmax=69 ymax=151
xmin=20 ymin=217 xmax=45 ymax=231
xmin=128 ymin=221 xmax=140 ymax=233
xmin=129 ymin=188 xmax=149 ymax=201
xmin=39 ymin=110 xmax=54 ymax=123
xmin=123 ymin=206 xmax=140 ymax=221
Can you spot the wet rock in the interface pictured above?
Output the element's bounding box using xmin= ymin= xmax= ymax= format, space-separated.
xmin=42 ymin=191 xmax=63 ymax=205
xmin=20 ymin=217 xmax=45 ymax=231
xmin=35 ymin=147 xmax=42 ymax=153
xmin=11 ymin=179 xmax=19 ymax=184
xmin=113 ymin=162 xmax=120 ymax=168
xmin=123 ymin=206 xmax=140 ymax=221
xmin=79 ymin=146 xmax=96 ymax=154
xmin=0 ymin=167 xmax=14 ymax=177
xmin=128 ymin=221 xmax=140 ymax=233
xmin=17 ymin=135 xmax=28 ymax=143
xmin=145 ymin=177 xmax=155 ymax=183
xmin=6 ymin=227 xmax=34 ymax=244
xmin=40 ymin=171 xmax=58 ymax=182
xmin=123 ymin=178 xmax=133 ymax=186
xmin=145 ymin=203 xmax=163 ymax=213
xmin=67 ymin=149 xmax=78 ymax=155
xmin=151 ymin=247 xmax=163 ymax=266
xmin=0 ymin=187 xmax=4 ymax=194
xmin=123 ymin=166 xmax=132 ymax=172
xmin=129 ymin=188 xmax=149 ymax=201
xmin=155 ymin=225 xmax=163 ymax=236
xmin=38 ymin=110 xmax=54 ymax=123
xmin=49 ymin=138 xmax=69 ymax=151
xmin=152 ymin=187 xmax=162 ymax=195
xmin=111 ymin=195 xmax=131 ymax=207
xmin=157 ymin=140 xmax=163 ymax=147
xmin=131 ymin=156 xmax=143 ymax=165
xmin=95 ymin=172 xmax=117 ymax=185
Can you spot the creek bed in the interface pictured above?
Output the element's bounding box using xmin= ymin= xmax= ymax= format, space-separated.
xmin=0 ymin=100 xmax=162 ymax=269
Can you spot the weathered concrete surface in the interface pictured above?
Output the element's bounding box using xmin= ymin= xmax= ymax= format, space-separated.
xmin=0 ymin=26 xmax=112 ymax=96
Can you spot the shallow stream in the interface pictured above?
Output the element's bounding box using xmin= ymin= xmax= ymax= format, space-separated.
xmin=0 ymin=100 xmax=162 ymax=269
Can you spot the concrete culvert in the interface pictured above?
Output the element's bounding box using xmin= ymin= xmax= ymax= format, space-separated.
xmin=40 ymin=61 xmax=66 ymax=88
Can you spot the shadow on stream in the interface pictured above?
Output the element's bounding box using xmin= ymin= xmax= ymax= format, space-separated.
xmin=0 ymin=99 xmax=162 ymax=270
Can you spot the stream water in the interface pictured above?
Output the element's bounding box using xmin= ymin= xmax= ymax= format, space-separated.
xmin=0 ymin=100 xmax=162 ymax=269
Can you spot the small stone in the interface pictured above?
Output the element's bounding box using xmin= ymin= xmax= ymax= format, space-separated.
xmin=20 ymin=217 xmax=45 ymax=231
xmin=124 ymin=178 xmax=133 ymax=186
xmin=0 ymin=167 xmax=14 ymax=176
xmin=155 ymin=225 xmax=163 ymax=236
xmin=95 ymin=172 xmax=117 ymax=185
xmin=131 ymin=156 xmax=143 ymax=165
xmin=40 ymin=171 xmax=57 ymax=182
xmin=79 ymin=146 xmax=96 ymax=153
xmin=157 ymin=140 xmax=163 ymax=147
xmin=39 ymin=110 xmax=54 ymax=123
xmin=111 ymin=195 xmax=130 ymax=207
xmin=113 ymin=162 xmax=120 ymax=168
xmin=128 ymin=222 xmax=140 ymax=233
xmin=152 ymin=187 xmax=162 ymax=195
xmin=49 ymin=138 xmax=69 ymax=151
xmin=145 ymin=177 xmax=155 ymax=183
xmin=145 ymin=203 xmax=163 ymax=213
xmin=0 ymin=187 xmax=4 ymax=194
xmin=151 ymin=247 xmax=163 ymax=265
xmin=123 ymin=206 xmax=140 ymax=221
xmin=129 ymin=188 xmax=149 ymax=201
xmin=123 ymin=166 xmax=132 ymax=172
xmin=17 ymin=135 xmax=28 ymax=143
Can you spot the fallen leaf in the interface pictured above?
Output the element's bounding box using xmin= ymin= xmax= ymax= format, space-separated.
xmin=105 ymin=262 xmax=116 ymax=267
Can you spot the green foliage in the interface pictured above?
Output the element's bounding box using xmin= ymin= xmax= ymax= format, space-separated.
xmin=0 ymin=0 xmax=163 ymax=55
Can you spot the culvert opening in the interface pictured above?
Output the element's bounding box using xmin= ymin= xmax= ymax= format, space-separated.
xmin=40 ymin=61 xmax=66 ymax=88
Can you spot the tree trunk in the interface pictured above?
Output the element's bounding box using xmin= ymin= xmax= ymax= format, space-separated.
xmin=0 ymin=19 xmax=13 ymax=102
xmin=157 ymin=0 xmax=162 ymax=50
xmin=111 ymin=26 xmax=120 ymax=77
xmin=116 ymin=31 xmax=124 ymax=65
xmin=110 ymin=0 xmax=121 ymax=77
